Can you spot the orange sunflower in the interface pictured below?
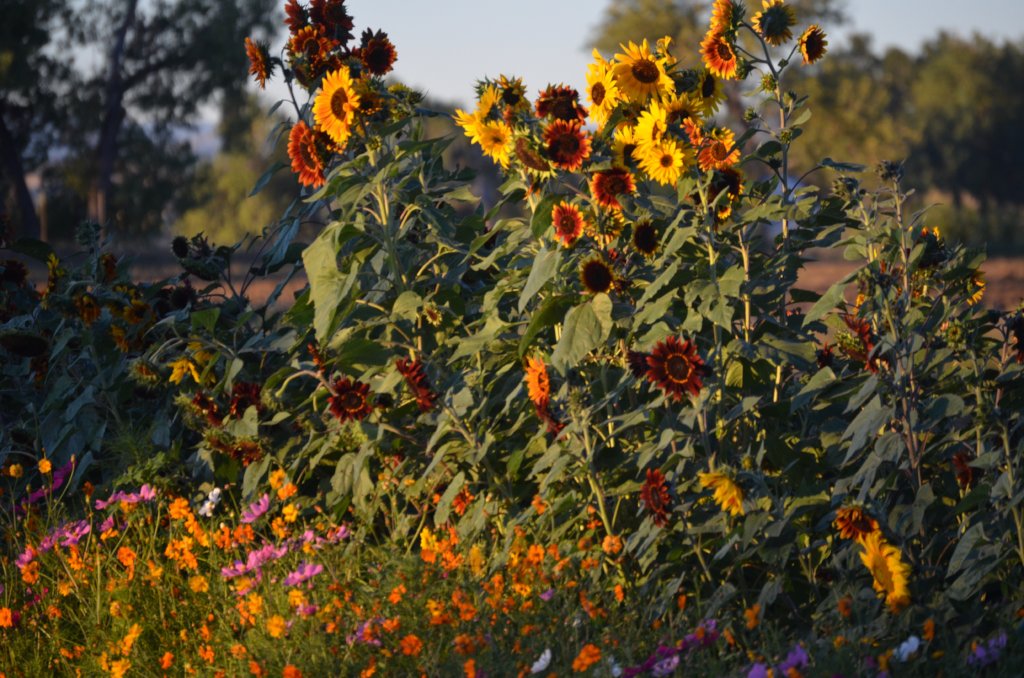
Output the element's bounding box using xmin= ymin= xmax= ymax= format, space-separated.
xmin=288 ymin=24 xmax=335 ymax=66
xmin=590 ymin=168 xmax=636 ymax=212
xmin=524 ymin=357 xmax=551 ymax=409
xmin=396 ymin=357 xmax=438 ymax=412
xmin=544 ymin=120 xmax=591 ymax=172
xmin=710 ymin=0 xmax=742 ymax=33
xmin=645 ymin=335 xmax=705 ymax=400
xmin=551 ymin=202 xmax=586 ymax=248
xmin=288 ymin=121 xmax=326 ymax=188
xmin=833 ymin=505 xmax=879 ymax=541
xmin=535 ymin=85 xmax=587 ymax=123
xmin=328 ymin=377 xmax=373 ymax=423
xmin=355 ymin=29 xmax=397 ymax=76
xmin=580 ymin=257 xmax=614 ymax=294
xmin=701 ymin=31 xmax=739 ymax=80
xmin=799 ymin=25 xmax=828 ymax=65
xmin=244 ymin=38 xmax=272 ymax=89
xmin=313 ymin=66 xmax=360 ymax=147
xmin=697 ymin=127 xmax=741 ymax=172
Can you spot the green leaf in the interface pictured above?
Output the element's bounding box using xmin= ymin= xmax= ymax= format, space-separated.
xmin=250 ymin=161 xmax=287 ymax=196
xmin=302 ymin=233 xmax=347 ymax=342
xmin=803 ymin=277 xmax=849 ymax=326
xmin=947 ymin=524 xmax=985 ymax=577
xmin=435 ymin=472 xmax=465 ymax=526
xmin=518 ymin=294 xmax=575 ymax=357
xmin=530 ymin=194 xmax=560 ymax=238
xmin=518 ymin=247 xmax=561 ymax=313
xmin=190 ymin=307 xmax=220 ymax=334
xmin=550 ymin=294 xmax=612 ymax=373
xmin=10 ymin=238 xmax=54 ymax=263
xmin=392 ymin=290 xmax=423 ymax=320
xmin=842 ymin=395 xmax=890 ymax=464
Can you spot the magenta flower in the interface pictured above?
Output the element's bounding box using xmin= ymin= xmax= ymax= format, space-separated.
xmin=283 ymin=562 xmax=324 ymax=588
xmin=241 ymin=494 xmax=270 ymax=524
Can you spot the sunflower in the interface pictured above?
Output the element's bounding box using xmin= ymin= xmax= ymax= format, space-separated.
xmin=551 ymin=202 xmax=586 ymax=247
xmin=580 ymin=257 xmax=614 ymax=294
xmin=612 ymin=39 xmax=674 ymax=103
xmin=585 ymin=50 xmax=621 ymax=131
xmin=514 ymin=137 xmax=554 ymax=177
xmin=472 ymin=120 xmax=512 ymax=169
xmin=310 ymin=0 xmax=354 ymax=44
xmin=698 ymin=470 xmax=744 ymax=517
xmin=799 ymin=25 xmax=828 ymax=65
xmin=697 ymin=127 xmax=741 ymax=172
xmin=833 ymin=505 xmax=879 ymax=541
xmin=590 ymin=168 xmax=636 ymax=212
xmin=544 ymin=120 xmax=591 ymax=172
xmin=858 ymin=532 xmax=911 ymax=613
xmin=612 ymin=125 xmax=640 ymax=168
xmin=634 ymin=99 xmax=669 ymax=149
xmin=355 ymin=29 xmax=397 ymax=76
xmin=641 ymin=468 xmax=672 ymax=526
xmin=313 ymin=67 xmax=360 ymax=147
xmin=284 ymin=0 xmax=308 ymax=34
xmin=244 ymin=37 xmax=272 ymax=89
xmin=701 ymin=31 xmax=739 ymax=80
xmin=288 ymin=24 xmax=335 ymax=66
xmin=952 ymin=452 xmax=976 ymax=490
xmin=636 ymin=137 xmax=690 ymax=187
xmin=524 ymin=356 xmax=551 ymax=408
xmin=584 ymin=211 xmax=624 ymax=248
xmin=631 ymin=219 xmax=659 ymax=257
xmin=966 ymin=270 xmax=986 ymax=306
xmin=662 ymin=92 xmax=699 ymax=127
xmin=535 ymin=85 xmax=587 ymax=123
xmin=288 ymin=121 xmax=326 ymax=188
xmin=328 ymin=377 xmax=373 ymax=423
xmin=497 ymin=75 xmax=530 ymax=118
xmin=752 ymin=0 xmax=796 ymax=46
xmin=645 ymin=335 xmax=705 ymax=400
xmin=707 ymin=167 xmax=744 ymax=220
xmin=691 ymin=69 xmax=726 ymax=116
xmin=396 ymin=357 xmax=438 ymax=412
xmin=710 ymin=0 xmax=742 ymax=33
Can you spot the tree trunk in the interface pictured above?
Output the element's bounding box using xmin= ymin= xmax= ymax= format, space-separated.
xmin=0 ymin=113 xmax=41 ymax=241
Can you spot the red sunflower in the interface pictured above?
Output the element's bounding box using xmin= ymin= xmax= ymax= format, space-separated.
xmin=396 ymin=357 xmax=438 ymax=412
xmin=355 ymin=28 xmax=397 ymax=76
xmin=310 ymin=0 xmax=355 ymax=45
xmin=535 ymin=85 xmax=587 ymax=123
xmin=645 ymin=336 xmax=706 ymax=401
xmin=284 ymin=0 xmax=308 ymax=34
xmin=229 ymin=382 xmax=264 ymax=418
xmin=551 ymin=202 xmax=585 ymax=247
xmin=244 ymin=37 xmax=272 ymax=89
xmin=640 ymin=468 xmax=672 ymax=527
xmin=288 ymin=121 xmax=326 ymax=188
xmin=590 ymin=168 xmax=636 ymax=211
xmin=544 ymin=120 xmax=591 ymax=172
xmin=580 ymin=257 xmax=614 ymax=294
xmin=328 ymin=376 xmax=373 ymax=423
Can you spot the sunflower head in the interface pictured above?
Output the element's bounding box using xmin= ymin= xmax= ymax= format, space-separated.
xmin=631 ymin=219 xmax=659 ymax=257
xmin=690 ymin=69 xmax=726 ymax=116
xmin=543 ymin=120 xmax=591 ymax=172
xmin=590 ymin=168 xmax=636 ymax=212
xmin=799 ymin=25 xmax=828 ymax=65
xmin=700 ymin=31 xmax=739 ymax=80
xmin=310 ymin=0 xmax=355 ymax=45
xmin=707 ymin=167 xmax=744 ymax=220
xmin=858 ymin=532 xmax=910 ymax=613
xmin=284 ymin=0 xmax=308 ymax=34
xmin=580 ymin=257 xmax=615 ymax=294
xmin=535 ymin=85 xmax=587 ymax=123
xmin=641 ymin=468 xmax=672 ymax=526
xmin=396 ymin=357 xmax=438 ymax=412
xmin=288 ymin=121 xmax=326 ymax=188
xmin=697 ymin=470 xmax=744 ymax=517
xmin=833 ymin=505 xmax=879 ymax=541
xmin=710 ymin=0 xmax=744 ymax=33
xmin=551 ymin=202 xmax=586 ymax=248
xmin=355 ymin=28 xmax=397 ymax=76
xmin=477 ymin=120 xmax=513 ymax=169
xmin=752 ymin=0 xmax=796 ymax=46
xmin=328 ymin=376 xmax=373 ymax=423
xmin=313 ymin=66 xmax=361 ymax=148
xmin=585 ymin=50 xmax=622 ymax=130
xmin=612 ymin=39 xmax=675 ymax=103
xmin=697 ymin=127 xmax=740 ymax=173
xmin=636 ymin=137 xmax=690 ymax=187
xmin=244 ymin=37 xmax=273 ymax=89
xmin=524 ymin=356 xmax=551 ymax=409
xmin=497 ymin=75 xmax=530 ymax=118
xmin=645 ymin=335 xmax=706 ymax=401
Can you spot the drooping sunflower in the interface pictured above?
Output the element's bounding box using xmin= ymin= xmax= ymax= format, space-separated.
xmin=284 ymin=0 xmax=308 ymax=34
xmin=513 ymin=137 xmax=554 ymax=177
xmin=313 ymin=66 xmax=360 ymax=147
xmin=244 ymin=37 xmax=272 ymax=89
xmin=710 ymin=0 xmax=742 ymax=33
xmin=612 ymin=39 xmax=674 ymax=103
xmin=328 ymin=376 xmax=373 ymax=423
xmin=535 ymin=85 xmax=587 ymax=123
xmin=833 ymin=505 xmax=880 ymax=541
xmin=637 ymin=137 xmax=690 ymax=187
xmin=858 ymin=532 xmax=911 ymax=613
xmin=641 ymin=468 xmax=672 ymax=527
xmin=691 ymin=69 xmax=726 ymax=116
xmin=524 ymin=356 xmax=551 ymax=409
xmin=585 ymin=49 xmax=621 ymax=131
xmin=662 ymin=91 xmax=699 ymax=127
xmin=697 ymin=127 xmax=741 ymax=172
xmin=799 ymin=25 xmax=828 ymax=65
xmin=698 ymin=470 xmax=745 ymax=517
xmin=551 ymin=202 xmax=586 ymax=248
xmin=396 ymin=357 xmax=438 ymax=412
xmin=355 ymin=28 xmax=397 ymax=76
xmin=590 ymin=168 xmax=636 ymax=212
xmin=631 ymin=219 xmax=659 ymax=257
xmin=752 ymin=1 xmax=796 ymax=46
xmin=701 ymin=31 xmax=739 ymax=80
xmin=288 ymin=121 xmax=326 ymax=188
xmin=476 ymin=120 xmax=513 ymax=169
xmin=645 ymin=335 xmax=705 ymax=400
xmin=543 ymin=120 xmax=591 ymax=172
xmin=580 ymin=257 xmax=615 ymax=294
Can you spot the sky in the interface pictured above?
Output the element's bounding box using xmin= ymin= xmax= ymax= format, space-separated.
xmin=261 ymin=0 xmax=1024 ymax=111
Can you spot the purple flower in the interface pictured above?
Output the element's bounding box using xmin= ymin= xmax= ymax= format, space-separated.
xmin=779 ymin=644 xmax=809 ymax=673
xmin=347 ymin=618 xmax=384 ymax=647
xmin=296 ymin=603 xmax=319 ymax=617
xmin=968 ymin=632 xmax=1008 ymax=668
xmin=747 ymin=664 xmax=769 ymax=678
xmin=60 ymin=520 xmax=92 ymax=547
xmin=241 ymin=494 xmax=270 ymax=524
xmin=99 ymin=514 xmax=118 ymax=533
xmin=539 ymin=588 xmax=555 ymax=601
xmin=95 ymin=483 xmax=158 ymax=510
xmin=283 ymin=561 xmax=324 ymax=588
xmin=651 ymin=655 xmax=679 ymax=677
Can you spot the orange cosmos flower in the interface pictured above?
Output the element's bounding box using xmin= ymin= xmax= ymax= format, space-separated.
xmin=572 ymin=644 xmax=602 ymax=672
xmin=399 ymin=634 xmax=423 ymax=656
xmin=745 ymin=603 xmax=761 ymax=629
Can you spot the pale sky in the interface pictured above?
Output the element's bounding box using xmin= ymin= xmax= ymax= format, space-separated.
xmin=260 ymin=0 xmax=1024 ymax=111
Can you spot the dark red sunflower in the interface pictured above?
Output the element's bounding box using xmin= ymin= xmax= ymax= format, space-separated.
xmin=191 ymin=391 xmax=223 ymax=427
xmin=328 ymin=376 xmax=373 ymax=423
xmin=284 ymin=0 xmax=308 ymax=34
xmin=551 ymin=202 xmax=585 ymax=247
xmin=590 ymin=168 xmax=636 ymax=211
xmin=816 ymin=342 xmax=835 ymax=370
xmin=355 ymin=28 xmax=397 ymax=76
xmin=310 ymin=0 xmax=354 ymax=45
xmin=952 ymin=452 xmax=976 ymax=490
xmin=640 ymin=468 xmax=672 ymax=527
xmin=631 ymin=220 xmax=659 ymax=257
xmin=229 ymin=382 xmax=264 ymax=418
xmin=244 ymin=37 xmax=272 ymax=89
xmin=627 ymin=350 xmax=651 ymax=378
xmin=580 ymin=257 xmax=614 ymax=294
xmin=646 ymin=336 xmax=706 ymax=401
xmin=288 ymin=121 xmax=326 ymax=188
xmin=707 ymin=167 xmax=743 ymax=220
xmin=535 ymin=85 xmax=587 ymax=123
xmin=535 ymin=403 xmax=565 ymax=437
xmin=543 ymin=120 xmax=591 ymax=172
xmin=396 ymin=357 xmax=438 ymax=412
xmin=841 ymin=313 xmax=885 ymax=373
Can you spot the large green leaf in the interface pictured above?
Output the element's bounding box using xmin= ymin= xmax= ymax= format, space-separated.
xmin=550 ymin=294 xmax=613 ymax=373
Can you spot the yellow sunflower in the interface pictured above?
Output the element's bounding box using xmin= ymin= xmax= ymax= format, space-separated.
xmin=691 ymin=69 xmax=726 ymax=116
xmin=476 ymin=120 xmax=513 ymax=169
xmin=636 ymin=137 xmax=690 ymax=187
xmin=751 ymin=0 xmax=796 ymax=46
xmin=454 ymin=85 xmax=501 ymax=145
xmin=858 ymin=532 xmax=911 ymax=613
xmin=799 ymin=25 xmax=828 ymax=65
xmin=634 ymin=99 xmax=669 ymax=150
xmin=313 ymin=66 xmax=360 ymax=147
xmin=698 ymin=470 xmax=744 ymax=517
xmin=662 ymin=91 xmax=699 ymax=127
xmin=701 ymin=30 xmax=739 ymax=80
xmin=710 ymin=0 xmax=742 ymax=33
xmin=586 ymin=49 xmax=622 ymax=131
xmin=612 ymin=125 xmax=640 ymax=168
xmin=612 ymin=39 xmax=675 ymax=103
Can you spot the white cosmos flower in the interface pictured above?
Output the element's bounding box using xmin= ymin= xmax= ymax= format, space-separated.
xmin=530 ymin=648 xmax=552 ymax=674
xmin=895 ymin=635 xmax=921 ymax=661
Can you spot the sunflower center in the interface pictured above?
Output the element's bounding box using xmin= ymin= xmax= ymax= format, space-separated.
xmin=701 ymin=74 xmax=717 ymax=99
xmin=591 ymin=83 xmax=606 ymax=106
xmin=330 ymin=87 xmax=350 ymax=119
xmin=631 ymin=58 xmax=660 ymax=84
xmin=582 ymin=261 xmax=613 ymax=292
xmin=502 ymin=88 xmax=522 ymax=106
xmin=299 ymin=140 xmax=319 ymax=168
xmin=552 ymin=133 xmax=581 ymax=158
xmin=665 ymin=354 xmax=691 ymax=382
xmin=340 ymin=391 xmax=363 ymax=412
xmin=715 ymin=41 xmax=734 ymax=62
xmin=659 ymin=152 xmax=674 ymax=168
xmin=711 ymin=141 xmax=729 ymax=161
xmin=302 ymin=36 xmax=319 ymax=56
